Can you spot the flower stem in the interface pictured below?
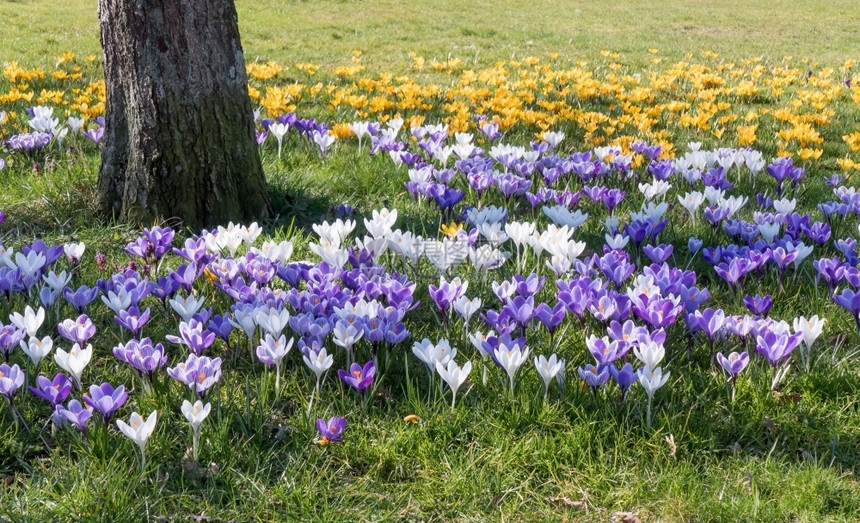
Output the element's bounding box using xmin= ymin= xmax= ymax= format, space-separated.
xmin=646 ymin=395 xmax=653 ymax=431
xmin=192 ymin=428 xmax=200 ymax=463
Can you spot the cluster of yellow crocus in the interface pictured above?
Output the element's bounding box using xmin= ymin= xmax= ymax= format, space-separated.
xmin=1 ymin=50 xmax=858 ymax=173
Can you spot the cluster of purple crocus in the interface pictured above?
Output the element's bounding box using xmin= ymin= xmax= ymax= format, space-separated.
xmin=3 ymin=101 xmax=860 ymax=451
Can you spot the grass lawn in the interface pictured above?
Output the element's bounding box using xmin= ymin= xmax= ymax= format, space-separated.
xmin=1 ymin=1 xmax=860 ymax=521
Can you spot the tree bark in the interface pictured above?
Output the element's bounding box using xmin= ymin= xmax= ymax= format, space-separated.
xmin=97 ymin=0 xmax=272 ymax=229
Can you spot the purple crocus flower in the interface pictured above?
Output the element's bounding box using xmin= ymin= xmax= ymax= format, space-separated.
xmin=766 ymin=157 xmax=797 ymax=197
xmin=703 ymin=206 xmax=731 ymax=227
xmin=716 ymin=351 xmax=750 ymax=380
xmin=534 ymin=302 xmax=565 ymax=340
xmin=125 ymin=237 xmax=153 ymax=262
xmin=165 ymin=320 xmax=216 ymax=356
xmin=83 ymin=127 xmax=104 ymax=144
xmin=0 ymin=363 xmax=25 ymax=403
xmin=767 ymin=246 xmax=797 ymax=290
xmin=169 ymin=263 xmax=203 ymax=293
xmin=591 ymin=333 xmax=624 ymax=364
xmin=428 ymin=279 xmax=465 ymax=313
xmin=0 ymin=324 xmax=26 ymax=363
xmin=635 ymin=297 xmax=683 ymax=329
xmin=743 ymin=294 xmax=772 ymax=317
xmin=833 ymin=288 xmax=860 ymax=335
xmin=577 ymin=364 xmax=610 ymax=394
xmin=316 ymin=416 xmax=346 ymax=445
xmin=694 ymin=308 xmax=725 ymax=344
xmin=502 ymin=295 xmax=536 ymax=333
xmin=113 ymin=338 xmax=168 ymax=379
xmin=28 ymin=373 xmax=72 ymax=407
xmin=83 ymin=382 xmax=128 ymax=423
xmin=208 ymin=314 xmax=234 ymax=344
xmin=755 ymin=331 xmax=803 ymax=367
xmin=643 ymin=244 xmax=674 ymax=264
xmin=338 ymin=361 xmax=376 ymax=396
xmin=601 ymin=189 xmax=625 ymax=215
xmin=63 ymin=285 xmax=100 ymax=314
xmin=7 ymin=132 xmax=52 ymax=151
xmin=57 ymin=314 xmax=97 ymax=347
xmin=714 ymin=258 xmax=752 ymax=296
xmin=53 ymin=399 xmax=94 ymax=435
xmin=513 ymin=273 xmax=546 ymax=297
xmin=609 ymin=363 xmax=637 ymax=397
xmin=143 ymin=226 xmax=175 ymax=261
xmin=114 ymin=306 xmax=151 ymax=338
xmin=167 ymin=354 xmax=222 ymax=399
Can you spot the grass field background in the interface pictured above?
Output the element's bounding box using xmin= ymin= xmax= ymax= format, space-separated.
xmin=2 ymin=0 xmax=859 ymax=68
xmin=1 ymin=1 xmax=860 ymax=521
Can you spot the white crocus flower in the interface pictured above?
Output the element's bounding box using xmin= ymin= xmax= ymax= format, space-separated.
xmin=364 ymin=208 xmax=398 ymax=239
xmin=604 ymin=233 xmax=629 ymax=251
xmin=169 ymin=294 xmax=205 ymax=323
xmin=786 ymin=241 xmax=814 ymax=269
xmin=43 ymin=270 xmax=71 ymax=293
xmin=64 ymin=242 xmax=86 ymax=262
xmin=543 ymin=130 xmax=565 ymax=148
xmin=634 ymin=341 xmax=665 ymax=371
xmin=303 ymin=347 xmax=334 ymax=415
xmin=453 ymin=296 xmax=482 ymax=326
xmin=54 ymin=343 xmax=93 ymax=389
xmin=349 ymin=121 xmax=370 ymax=152
xmin=19 ymin=335 xmax=53 ymax=367
xmin=312 ymin=130 xmax=336 ymax=158
xmin=718 ymin=195 xmax=748 ymax=217
xmin=424 ymin=237 xmax=468 ymax=273
xmin=505 ymin=221 xmax=535 ymax=250
xmin=117 ymin=410 xmax=158 ymax=471
xmin=703 ymin=186 xmax=725 ymax=206
xmin=252 ymin=240 xmax=294 ymax=264
xmin=637 ymin=366 xmax=670 ymax=429
xmin=303 ymin=347 xmax=334 ymax=380
xmin=758 ymin=223 xmax=780 ymax=244
xmin=465 ymin=206 xmax=507 ymax=226
xmin=254 ymin=307 xmax=290 ymax=337
xmin=102 ymin=289 xmax=133 ymax=314
xmin=10 ymin=306 xmax=46 ymax=338
xmin=181 ymin=400 xmax=210 ymax=462
xmin=534 ymin=354 xmax=564 ymax=399
xmin=677 ymin=191 xmax=704 ymax=222
xmin=269 ymin=122 xmax=289 ymax=157
xmin=495 ymin=342 xmax=530 ymax=394
xmin=14 ymin=251 xmax=46 ymax=278
xmin=436 ymin=359 xmax=472 ymax=411
xmin=412 ymin=338 xmax=456 ymax=373
xmin=793 ymin=315 xmax=826 ymax=370
xmin=386 ymin=117 xmax=404 ymax=135
xmin=239 ymin=222 xmax=263 ymax=246
xmin=67 ymin=116 xmax=85 ymax=135
xmin=773 ymin=198 xmax=797 ymax=214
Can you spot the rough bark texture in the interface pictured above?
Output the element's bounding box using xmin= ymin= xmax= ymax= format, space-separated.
xmin=97 ymin=0 xmax=272 ymax=229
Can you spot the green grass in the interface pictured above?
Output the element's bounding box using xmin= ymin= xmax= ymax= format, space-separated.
xmin=2 ymin=1 xmax=860 ymax=521
xmin=1 ymin=0 xmax=859 ymax=68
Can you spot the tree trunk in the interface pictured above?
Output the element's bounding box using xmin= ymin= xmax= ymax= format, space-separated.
xmin=97 ymin=0 xmax=272 ymax=229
